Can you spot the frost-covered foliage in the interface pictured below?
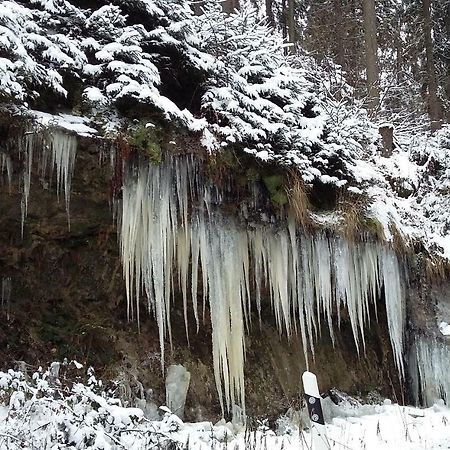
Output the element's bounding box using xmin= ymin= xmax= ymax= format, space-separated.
xmin=0 ymin=365 xmax=187 ymax=449
xmin=0 ymin=0 xmax=380 ymax=185
xmin=0 ymin=1 xmax=85 ymax=99
xmin=0 ymin=0 xmax=208 ymax=127
xmin=193 ymin=5 xmax=381 ymax=185
xmin=365 ymin=125 xmax=450 ymax=258
xmin=195 ymin=6 xmax=325 ymax=164
xmin=1 ymin=0 xmax=448 ymax=201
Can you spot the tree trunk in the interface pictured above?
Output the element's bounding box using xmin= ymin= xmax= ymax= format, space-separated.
xmin=443 ymin=0 xmax=450 ymax=122
xmin=223 ymin=0 xmax=240 ymax=13
xmin=379 ymin=125 xmax=395 ymax=157
xmin=362 ymin=0 xmax=380 ymax=112
xmin=333 ymin=0 xmax=345 ymax=68
xmin=287 ymin=0 xmax=296 ymax=54
xmin=281 ymin=0 xmax=288 ymax=55
xmin=423 ymin=0 xmax=442 ymax=130
xmin=265 ymin=0 xmax=275 ymax=28
xmin=391 ymin=8 xmax=403 ymax=113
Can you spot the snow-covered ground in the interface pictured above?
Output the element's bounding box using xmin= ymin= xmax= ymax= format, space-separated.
xmin=1 ymin=366 xmax=450 ymax=450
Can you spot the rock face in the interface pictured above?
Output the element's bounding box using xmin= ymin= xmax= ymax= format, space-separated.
xmin=0 ymin=125 xmax=407 ymax=421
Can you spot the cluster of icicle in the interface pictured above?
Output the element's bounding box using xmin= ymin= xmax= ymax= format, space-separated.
xmin=20 ymin=129 xmax=77 ymax=234
xmin=119 ymin=155 xmax=406 ymax=414
xmin=410 ymin=335 xmax=450 ymax=406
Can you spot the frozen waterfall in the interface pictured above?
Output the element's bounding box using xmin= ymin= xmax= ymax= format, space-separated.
xmin=118 ymin=155 xmax=406 ymax=413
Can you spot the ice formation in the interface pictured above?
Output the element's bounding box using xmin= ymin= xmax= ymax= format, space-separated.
xmin=118 ymin=155 xmax=407 ymax=413
xmin=0 ymin=152 xmax=12 ymax=191
xmin=48 ymin=131 xmax=77 ymax=227
xmin=410 ymin=335 xmax=450 ymax=406
xmin=20 ymin=130 xmax=77 ymax=233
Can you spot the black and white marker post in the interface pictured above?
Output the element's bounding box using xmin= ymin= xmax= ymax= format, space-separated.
xmin=302 ymin=371 xmax=330 ymax=450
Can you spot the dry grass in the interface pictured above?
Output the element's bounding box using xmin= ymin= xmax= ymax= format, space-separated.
xmin=286 ymin=170 xmax=311 ymax=229
xmin=335 ymin=190 xmax=367 ymax=242
xmin=389 ymin=223 xmax=411 ymax=256
xmin=425 ymin=254 xmax=450 ymax=281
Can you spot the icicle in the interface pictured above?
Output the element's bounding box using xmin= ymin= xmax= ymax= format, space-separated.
xmin=1 ymin=152 xmax=12 ymax=191
xmin=410 ymin=335 xmax=450 ymax=406
xmin=259 ymin=229 xmax=292 ymax=338
xmin=380 ymin=247 xmax=405 ymax=376
xmin=299 ymin=234 xmax=317 ymax=355
xmin=177 ymin=226 xmax=191 ymax=345
xmin=49 ymin=131 xmax=77 ymax=229
xmin=120 ymin=156 xmax=197 ymax=369
xmin=21 ymin=133 xmax=34 ymax=237
xmin=191 ymin=216 xmax=247 ymax=413
xmin=190 ymin=220 xmax=200 ymax=331
xmin=312 ymin=235 xmax=333 ymax=342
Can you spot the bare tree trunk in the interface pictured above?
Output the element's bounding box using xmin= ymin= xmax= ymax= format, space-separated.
xmin=348 ymin=0 xmax=364 ymax=93
xmin=281 ymin=0 xmax=288 ymax=55
xmin=223 ymin=0 xmax=240 ymax=14
xmin=423 ymin=0 xmax=442 ymax=130
xmin=445 ymin=3 xmax=450 ymax=122
xmin=391 ymin=8 xmax=403 ymax=112
xmin=265 ymin=0 xmax=275 ymax=28
xmin=333 ymin=0 xmax=345 ymax=68
xmin=287 ymin=0 xmax=296 ymax=54
xmin=362 ymin=0 xmax=380 ymax=112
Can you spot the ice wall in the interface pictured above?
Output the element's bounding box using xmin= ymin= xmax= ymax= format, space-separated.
xmin=119 ymin=155 xmax=407 ymax=413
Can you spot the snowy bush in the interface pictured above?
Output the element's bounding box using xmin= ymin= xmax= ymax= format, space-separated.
xmin=2 ymin=364 xmax=450 ymax=449
xmin=194 ymin=5 xmax=327 ymax=175
xmin=0 ymin=365 xmax=186 ymax=449
xmin=0 ymin=1 xmax=85 ymax=100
